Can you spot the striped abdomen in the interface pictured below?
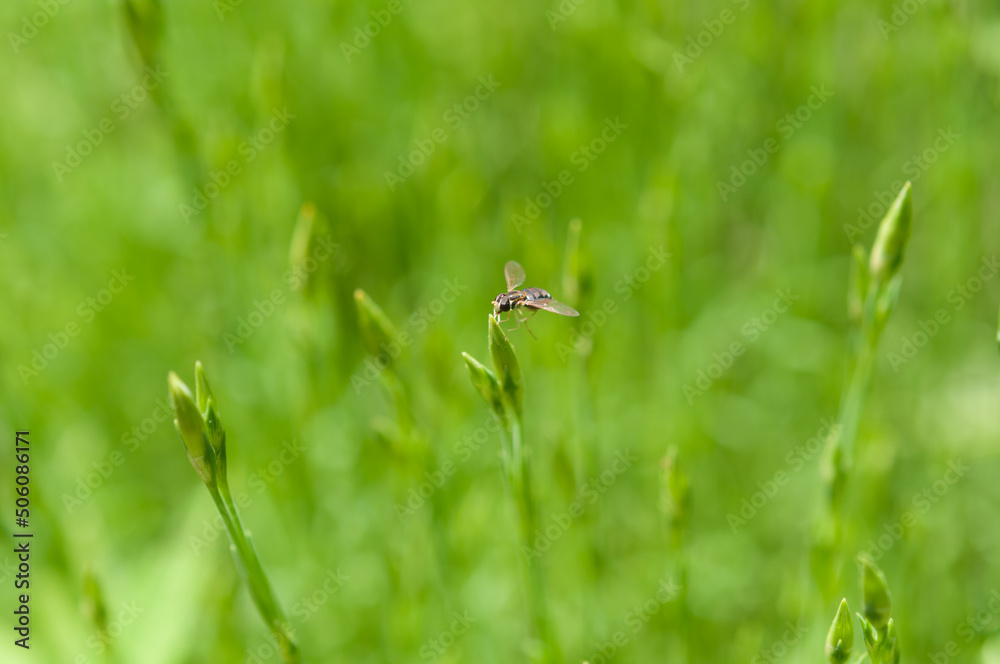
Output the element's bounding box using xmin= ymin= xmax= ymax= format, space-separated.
xmin=519 ymin=288 xmax=550 ymax=305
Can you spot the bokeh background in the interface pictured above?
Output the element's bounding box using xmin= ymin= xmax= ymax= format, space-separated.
xmin=2 ymin=0 xmax=1000 ymax=662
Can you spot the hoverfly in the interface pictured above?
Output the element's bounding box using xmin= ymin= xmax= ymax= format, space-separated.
xmin=493 ymin=260 xmax=579 ymax=334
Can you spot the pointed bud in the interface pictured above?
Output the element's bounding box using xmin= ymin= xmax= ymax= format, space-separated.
xmin=884 ymin=618 xmax=899 ymax=664
xmin=869 ymin=181 xmax=912 ymax=283
xmin=354 ymin=289 xmax=398 ymax=361
xmin=168 ymin=371 xmax=215 ymax=485
xmin=488 ymin=315 xmax=523 ymax=421
xmin=289 ymin=203 xmax=316 ymax=269
xmin=204 ymin=397 xmax=224 ymax=450
xmin=205 ymin=397 xmax=227 ymax=474
xmin=463 ymin=352 xmax=506 ymax=425
xmin=660 ymin=446 xmax=691 ymax=527
xmin=195 ymin=364 xmax=227 ymax=480
xmin=289 ymin=203 xmax=318 ymax=293
xmin=848 ymin=244 xmax=869 ymax=323
xmin=826 ymin=598 xmax=854 ymax=664
xmin=856 ymin=612 xmax=881 ymax=662
xmin=195 ymin=361 xmax=213 ymax=417
xmin=860 ymin=555 xmax=892 ymax=629
xmin=820 ymin=423 xmax=846 ymax=502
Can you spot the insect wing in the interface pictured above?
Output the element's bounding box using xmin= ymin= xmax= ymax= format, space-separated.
xmin=525 ymin=298 xmax=579 ymax=317
xmin=504 ymin=260 xmax=526 ymax=290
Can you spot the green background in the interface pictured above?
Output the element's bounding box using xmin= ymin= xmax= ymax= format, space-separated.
xmin=2 ymin=0 xmax=1000 ymax=662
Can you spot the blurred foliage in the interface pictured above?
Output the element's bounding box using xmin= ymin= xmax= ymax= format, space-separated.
xmin=2 ymin=0 xmax=1000 ymax=662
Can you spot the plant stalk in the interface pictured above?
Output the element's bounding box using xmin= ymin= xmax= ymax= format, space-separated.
xmin=212 ymin=478 xmax=300 ymax=663
xmin=504 ymin=417 xmax=560 ymax=664
xmin=820 ymin=279 xmax=893 ymax=600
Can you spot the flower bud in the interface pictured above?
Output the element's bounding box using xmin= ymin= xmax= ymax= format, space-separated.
xmin=289 ymin=203 xmax=316 ymax=271
xmin=488 ymin=315 xmax=523 ymax=421
xmin=354 ymin=289 xmax=399 ymax=362
xmin=195 ymin=363 xmax=227 ymax=480
xmin=463 ymin=352 xmax=506 ymax=426
xmin=826 ymin=598 xmax=854 ymax=664
xmin=289 ymin=203 xmax=319 ymax=294
xmin=884 ymin=618 xmax=900 ymax=664
xmin=869 ymin=181 xmax=912 ymax=284
xmin=168 ymin=371 xmax=215 ymax=485
xmin=195 ymin=361 xmax=214 ymax=415
xmin=860 ymin=555 xmax=892 ymax=629
xmin=856 ymin=612 xmax=881 ymax=662
xmin=660 ymin=446 xmax=691 ymax=528
xmin=205 ymin=397 xmax=227 ymax=481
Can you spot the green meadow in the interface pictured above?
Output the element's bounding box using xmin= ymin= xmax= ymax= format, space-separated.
xmin=2 ymin=0 xmax=1000 ymax=662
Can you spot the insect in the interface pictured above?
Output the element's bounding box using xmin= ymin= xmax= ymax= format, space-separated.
xmin=493 ymin=260 xmax=579 ymax=334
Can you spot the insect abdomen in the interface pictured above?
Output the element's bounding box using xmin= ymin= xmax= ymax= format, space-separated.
xmin=522 ymin=288 xmax=550 ymax=302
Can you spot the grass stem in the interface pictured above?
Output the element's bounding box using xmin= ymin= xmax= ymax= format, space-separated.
xmin=169 ymin=365 xmax=301 ymax=663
